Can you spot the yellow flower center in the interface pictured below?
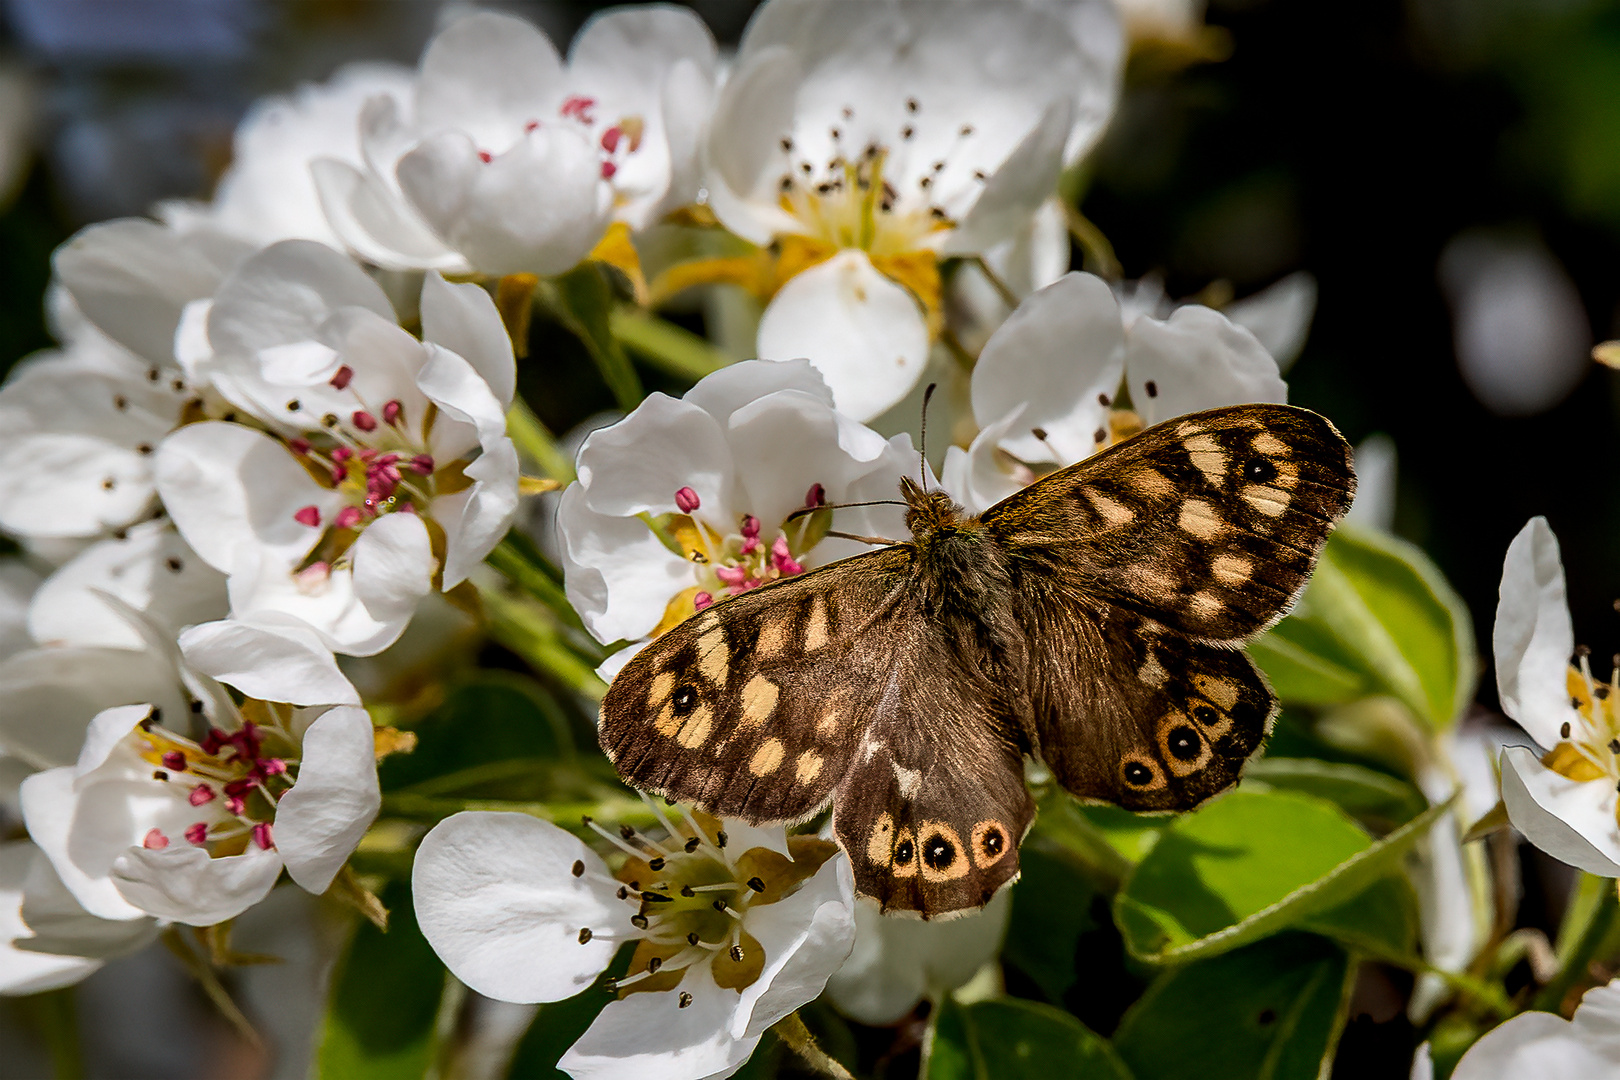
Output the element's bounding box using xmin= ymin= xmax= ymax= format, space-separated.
xmin=1544 ymin=658 xmax=1620 ymax=825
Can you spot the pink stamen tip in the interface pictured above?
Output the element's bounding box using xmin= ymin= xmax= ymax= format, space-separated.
xmin=560 ymin=95 xmax=596 ymax=122
xmin=693 ymin=591 xmax=713 ymax=611
xmin=160 ymin=750 xmax=186 ymax=771
xmin=600 ymin=160 xmax=618 ymax=180
xmin=398 ymin=502 xmax=418 ymax=514
xmin=261 ymin=759 xmax=287 ymax=776
xmin=225 ymin=796 xmax=246 ymax=815
xmin=741 ymin=515 xmax=761 ymax=538
xmin=142 ymin=828 xmax=169 ymax=850
xmin=806 ymin=483 xmax=826 ymax=508
xmin=335 ymin=506 xmax=362 ymax=530
xmin=294 ymin=505 xmax=321 ymax=528
xmin=383 ymin=400 xmax=403 ymax=425
xmin=189 ymin=784 xmax=215 ymax=807
xmin=201 ymin=729 xmax=227 ymax=755
xmin=185 ymin=822 xmax=209 ymax=846
xmin=330 ymin=365 xmax=354 ymax=390
xmin=772 ymin=535 xmax=804 ymax=576
xmin=359 ymin=447 xmax=378 ymax=462
xmin=524 ymin=119 xmax=540 ymax=133
xmin=409 ymin=454 xmax=434 ymax=475
xmin=289 ymin=438 xmax=311 ymax=456
xmin=330 ymin=466 xmax=347 ymax=484
xmin=224 ymin=778 xmax=256 ymax=798
xmin=715 ymin=565 xmax=748 ymax=586
xmin=740 ymin=536 xmax=761 ymax=556
xmin=478 ymin=150 xmax=493 ymax=163
xmin=352 ymin=410 xmax=378 ymax=432
xmin=252 ymin=823 xmax=275 ymax=850
xmin=674 ymin=486 xmax=701 ymax=513
xmin=332 ymin=446 xmax=353 ymax=463
xmin=601 ymin=126 xmax=622 ymax=152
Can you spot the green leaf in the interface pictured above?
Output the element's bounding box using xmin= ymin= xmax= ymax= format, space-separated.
xmin=317 ymin=879 xmax=448 ymax=1080
xmin=1264 ymin=527 xmax=1476 ymax=729
xmin=1114 ymin=789 xmax=1444 ymax=963
xmin=547 ymin=264 xmax=643 ymax=411
xmin=1003 ymin=842 xmax=1111 ymax=1004
xmin=1113 ymin=933 xmax=1352 ymax=1080
xmin=927 ymin=997 xmax=1133 ymax=1080
xmin=379 ymin=674 xmax=579 ymax=795
xmin=1244 ymin=757 xmax=1428 ymax=828
xmin=610 ymin=307 xmax=730 ymax=382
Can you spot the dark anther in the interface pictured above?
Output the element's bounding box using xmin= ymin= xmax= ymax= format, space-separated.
xmin=101 ymin=478 xmax=115 ymax=490
xmin=171 ymin=378 xmax=184 ymax=392
xmin=648 ymin=858 xmax=666 ymax=871
xmin=1145 ymin=380 xmax=1159 ymax=398
xmin=153 ymin=770 xmax=169 ymax=781
xmin=146 ymin=368 xmax=160 ymax=382
xmin=571 ymin=860 xmax=585 ymax=877
xmin=687 ymin=932 xmax=700 ymax=945
xmin=190 ymin=699 xmax=204 ymax=713
xmin=747 ymin=877 xmax=766 ymax=893
xmin=959 ymin=124 xmax=974 ymax=136
xmin=642 ymin=891 xmax=673 ymax=903
xmin=617 ymin=886 xmax=629 ymax=900
xmin=578 ymin=927 xmax=593 ymax=944
xmin=1093 ymin=427 xmax=1107 ymax=444
xmin=1258 ymin=1009 xmax=1276 ymax=1026
xmin=830 ymin=127 xmax=841 ymax=140
xmin=715 ymin=830 xmax=727 ymax=848
xmin=712 ymin=899 xmax=727 ymax=912
xmin=679 ymin=992 xmax=693 ymax=1008
xmin=894 ymin=839 xmax=914 ymax=865
xmin=1098 ymin=392 xmax=1112 ymax=406
xmin=114 ymin=395 xmax=128 ymax=410
xmin=680 ymin=885 xmax=694 ymax=897
xmin=136 ymin=443 xmax=152 ymax=455
xmin=918 ymin=175 xmax=932 ymax=190
xmin=630 ymin=914 xmax=649 ymax=930
xmin=901 ymin=125 xmax=915 ymax=139
xmin=149 ymin=707 xmax=162 ymax=724
xmin=1609 ymin=739 xmax=1619 ymax=754
xmin=165 ymin=557 xmax=183 ymax=573
xmin=112 ymin=528 xmax=127 ymax=541
xmin=973 ymin=169 xmax=987 ymax=181
xmin=906 ymin=97 xmax=919 ymax=112
xmin=672 ymin=686 xmax=699 ymax=715
xmin=1167 ymin=725 xmax=1202 ymax=761
xmin=780 ymin=137 xmax=793 ymax=151
xmin=779 ymin=177 xmax=793 ymax=192
xmin=729 ymin=945 xmax=744 ymax=962
xmin=1031 ymin=427 xmax=1048 ymax=441
xmin=930 ymin=207 xmax=947 ymax=220
xmin=1562 ymin=722 xmax=1573 ymax=739
xmin=922 ymin=835 xmax=956 ymax=870
xmin=1572 ymin=698 xmax=1583 ymax=710
xmin=1600 ymin=686 xmax=1612 ymax=699
xmin=1244 ymin=458 xmax=1278 ymax=484
xmin=619 ymin=824 xmax=636 ymax=840
xmin=1124 ymin=762 xmax=1153 ymax=786
xmin=581 ymin=815 xmax=593 ymax=825
xmin=1577 ymin=644 xmax=1593 ymax=658
xmin=646 ymin=957 xmax=662 ymax=973
xmin=286 ymin=399 xmax=301 ymax=411
xmin=604 ymin=978 xmax=618 ymax=993
xmin=684 ymin=837 xmax=701 ymax=852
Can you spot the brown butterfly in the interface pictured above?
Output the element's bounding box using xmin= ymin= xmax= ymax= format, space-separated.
xmin=598 ymin=404 xmax=1356 ymax=918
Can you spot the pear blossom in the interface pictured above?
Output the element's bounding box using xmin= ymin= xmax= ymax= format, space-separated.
xmin=824 ymin=890 xmax=1010 ymax=1025
xmin=18 ymin=617 xmax=376 ymax=927
xmin=1409 ymin=980 xmax=1620 ymax=1079
xmin=413 ymin=803 xmax=855 ymax=1080
xmin=709 ymin=0 xmax=1115 ymax=419
xmin=312 ymin=6 xmax=718 ymax=277
xmin=154 ymin=241 xmax=518 ymax=655
xmin=1492 ymin=518 xmax=1620 ymax=877
xmin=557 ymin=360 xmax=919 ymax=675
xmin=941 ymin=271 xmax=1287 ymax=511
xmin=159 ymin=63 xmax=415 ymax=250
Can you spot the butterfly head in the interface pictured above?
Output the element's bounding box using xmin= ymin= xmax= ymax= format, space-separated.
xmin=899 ymin=475 xmax=961 ymax=541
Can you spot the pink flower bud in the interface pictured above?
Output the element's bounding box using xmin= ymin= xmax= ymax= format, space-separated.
xmin=806 ymin=483 xmax=826 ymax=508
xmin=674 ymin=487 xmax=701 ymax=513
xmin=601 ymin=126 xmax=622 ymax=153
xmin=294 ymin=505 xmax=321 ymax=528
xmin=332 ymin=447 xmax=353 ymax=464
xmin=329 ymin=365 xmax=354 ymax=390
xmin=142 ymin=828 xmax=169 ymax=850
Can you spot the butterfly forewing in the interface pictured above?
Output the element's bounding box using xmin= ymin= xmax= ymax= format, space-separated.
xmin=984 ymin=403 xmax=1356 ymax=643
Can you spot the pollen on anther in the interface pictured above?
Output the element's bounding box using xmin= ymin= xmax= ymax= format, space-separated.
xmin=684 ymin=836 xmax=701 ymax=853
xmin=729 ymin=944 xmax=744 ymax=962
xmin=747 ymin=877 xmax=766 ymax=893
xmin=716 ymin=830 xmax=728 ymax=848
xmin=679 ymin=992 xmax=693 ymax=1009
xmin=630 ymin=914 xmax=649 ymax=930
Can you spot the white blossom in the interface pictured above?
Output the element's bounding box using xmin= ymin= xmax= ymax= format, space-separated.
xmin=414 ymin=804 xmax=854 ymax=1080
xmin=1411 ymin=980 xmax=1620 ymax=1079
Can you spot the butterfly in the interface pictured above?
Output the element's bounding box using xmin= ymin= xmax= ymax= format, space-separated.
xmin=598 ymin=403 xmax=1356 ymax=918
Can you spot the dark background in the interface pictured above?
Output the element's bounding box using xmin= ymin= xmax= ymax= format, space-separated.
xmin=2 ymin=0 xmax=1618 ymax=729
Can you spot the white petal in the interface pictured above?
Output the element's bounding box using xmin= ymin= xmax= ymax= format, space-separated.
xmin=112 ymin=845 xmax=283 ymax=926
xmin=0 ymin=843 xmax=104 ymax=995
xmin=1124 ymin=304 xmax=1287 ymax=426
xmin=971 ymin=272 xmax=1124 ymax=464
xmin=1345 ymin=434 xmax=1397 ymax=533
xmin=561 ymin=962 xmax=749 ymax=1080
xmin=412 ymin=812 xmax=621 ymax=1003
xmin=1411 ymin=1042 xmax=1433 ymax=1080
xmin=207 ymin=239 xmax=394 ymax=360
xmin=734 ymin=853 xmax=855 ymax=1040
xmin=682 ymin=358 xmax=832 ymax=424
xmin=757 ymin=251 xmax=929 ymax=422
xmin=351 ymin=513 xmax=435 ymax=625
xmin=726 ymin=390 xmax=890 ymax=536
xmin=223 ymin=545 xmax=405 ymax=657
xmin=27 ymin=523 xmax=227 ymax=650
xmin=0 ymin=433 xmax=157 ymax=538
xmin=16 ymin=843 xmax=158 ymax=962
xmin=19 ymin=768 xmax=150 ymax=922
xmin=415 ymin=11 xmax=563 ymax=147
xmin=310 ymin=157 xmax=466 ymax=273
xmin=575 ymin=394 xmax=735 ymax=518
xmin=274 ymin=706 xmax=379 ymax=893
xmin=179 ymin=619 xmax=358 ymax=706
xmin=941 ymin=409 xmax=1029 ymax=515
xmin=557 ymin=484 xmax=691 ymax=646
xmin=1500 ymin=746 xmax=1620 ymax=877
xmin=1452 ymin=981 xmax=1620 ymax=1079
xmin=155 ymin=423 xmax=334 ymax=573
xmin=436 ymin=438 xmax=519 ymax=590
xmin=0 ymin=650 xmax=183 ymax=770
xmin=1224 ymin=272 xmax=1318 ymax=371
xmin=1495 ymin=519 xmax=1581 ymax=748
xmin=417 ymin=341 xmax=508 ymax=445
xmin=419 ymin=272 xmax=515 ymax=408
xmin=945 ymin=98 xmax=1073 ymax=256
xmin=702 ymin=45 xmax=805 ymax=245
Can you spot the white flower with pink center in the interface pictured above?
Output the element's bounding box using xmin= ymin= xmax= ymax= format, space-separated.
xmin=705 ymin=0 xmax=1116 ymax=420
xmin=311 ymin=6 xmax=718 ymax=277
xmin=413 ymin=802 xmax=854 ymax=1080
xmin=941 ymin=271 xmax=1288 ymax=512
xmin=556 ymin=360 xmax=919 ymax=677
xmin=18 ymin=618 xmax=375 ymax=927
xmin=154 ymin=241 xmax=519 ymax=656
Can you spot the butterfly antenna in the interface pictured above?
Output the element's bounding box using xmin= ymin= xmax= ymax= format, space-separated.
xmin=919 ymin=382 xmax=938 ymax=490
xmin=784 ymin=499 xmax=907 ymax=524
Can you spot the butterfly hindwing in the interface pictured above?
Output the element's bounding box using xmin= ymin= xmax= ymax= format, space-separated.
xmin=599 ymin=547 xmax=912 ymax=825
xmin=984 ymin=403 xmax=1356 ymax=643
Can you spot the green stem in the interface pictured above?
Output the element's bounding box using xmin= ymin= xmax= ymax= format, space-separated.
xmin=479 ymin=586 xmax=606 ymax=700
xmin=543 ymin=267 xmax=644 ymax=412
xmin=506 ymin=400 xmax=576 ymax=485
xmin=486 ymin=536 xmax=584 ymax=633
xmin=162 ymin=927 xmax=263 ymax=1050
xmin=610 ymin=307 xmax=731 ymax=382
xmin=1347 ymin=938 xmax=1512 ymax=1020
xmin=967 ymin=255 xmax=1021 ymax=311
xmin=16 ymin=987 xmax=82 ymax=1080
xmin=772 ymin=1012 xmax=855 ymax=1080
xmin=1063 ymin=202 xmax=1123 ymax=282
xmin=1533 ymin=873 xmax=1620 ymax=1014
